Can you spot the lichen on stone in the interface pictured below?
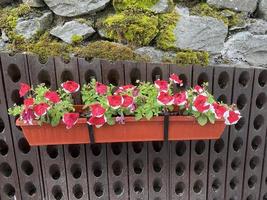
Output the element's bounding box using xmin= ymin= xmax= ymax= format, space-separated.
xmin=156 ymin=10 xmax=179 ymax=50
xmin=102 ymin=8 xmax=159 ymax=46
xmin=113 ymin=0 xmax=160 ymax=12
xmin=74 ymin=40 xmax=149 ymax=62
xmin=190 ymin=3 xmax=243 ymax=27
xmin=174 ymin=50 xmax=209 ymax=66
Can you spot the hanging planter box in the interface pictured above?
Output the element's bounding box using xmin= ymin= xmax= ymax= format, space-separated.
xmin=16 ymin=116 xmax=225 ymax=146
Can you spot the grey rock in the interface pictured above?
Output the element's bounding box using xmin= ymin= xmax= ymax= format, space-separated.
xmin=1 ymin=30 xmax=9 ymax=42
xmin=222 ymin=32 xmax=267 ymax=67
xmin=43 ymin=0 xmax=110 ymax=17
xmin=50 ymin=21 xmax=95 ymax=44
xmin=151 ymin=0 xmax=171 ymax=13
xmin=135 ymin=47 xmax=176 ymax=63
xmin=175 ymin=6 xmax=189 ymax=16
xmin=15 ymin=11 xmax=53 ymax=40
xmin=0 ymin=0 xmax=12 ymax=5
xmin=207 ymin=0 xmax=258 ymax=12
xmin=247 ymin=19 xmax=267 ymax=35
xmin=22 ymin=0 xmax=45 ymax=7
xmin=259 ymin=0 xmax=267 ymax=20
xmin=0 ymin=40 xmax=7 ymax=51
xmin=173 ymin=15 xmax=228 ymax=54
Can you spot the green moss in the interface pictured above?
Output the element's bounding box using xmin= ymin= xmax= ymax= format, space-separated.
xmin=10 ymin=32 xmax=73 ymax=63
xmin=156 ymin=11 xmax=179 ymax=50
xmin=190 ymin=3 xmax=243 ymax=27
xmin=71 ymin=34 xmax=83 ymax=45
xmin=102 ymin=8 xmax=158 ymax=46
xmin=74 ymin=41 xmax=149 ymax=62
xmin=113 ymin=0 xmax=159 ymax=12
xmin=175 ymin=50 xmax=209 ymax=66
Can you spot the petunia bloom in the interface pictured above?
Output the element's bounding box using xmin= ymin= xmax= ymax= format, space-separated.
xmin=61 ymin=81 xmax=80 ymax=93
xmin=169 ymin=74 xmax=183 ymax=86
xmin=21 ymin=109 xmax=34 ymax=125
xmin=19 ymin=83 xmax=31 ymax=97
xmin=122 ymin=95 xmax=134 ymax=108
xmin=157 ymin=92 xmax=174 ymax=106
xmin=193 ymin=85 xmax=204 ymax=94
xmin=155 ymin=80 xmax=168 ymax=92
xmin=107 ymin=95 xmax=123 ymax=109
xmin=63 ymin=113 xmax=79 ymax=129
xmin=44 ymin=91 xmax=60 ymax=104
xmin=90 ymin=103 xmax=106 ymax=118
xmin=114 ymin=84 xmax=135 ymax=95
xmin=173 ymin=91 xmax=187 ymax=106
xmin=33 ymin=103 xmax=50 ymax=117
xmin=24 ymin=98 xmax=34 ymax=108
xmin=87 ymin=116 xmax=106 ymax=128
xmin=223 ymin=110 xmax=241 ymax=125
xmin=211 ymin=102 xmax=227 ymax=119
xmin=96 ymin=82 xmax=108 ymax=95
xmin=192 ymin=95 xmax=210 ymax=113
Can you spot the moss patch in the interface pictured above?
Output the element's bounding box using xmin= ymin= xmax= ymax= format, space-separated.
xmin=174 ymin=50 xmax=209 ymax=66
xmin=190 ymin=3 xmax=243 ymax=27
xmin=156 ymin=11 xmax=179 ymax=51
xmin=71 ymin=34 xmax=83 ymax=45
xmin=113 ymin=0 xmax=159 ymax=12
xmin=102 ymin=8 xmax=159 ymax=47
xmin=75 ymin=41 xmax=148 ymax=62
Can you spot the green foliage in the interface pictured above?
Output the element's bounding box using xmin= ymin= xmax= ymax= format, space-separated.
xmin=190 ymin=3 xmax=243 ymax=27
xmin=156 ymin=11 xmax=179 ymax=50
xmin=75 ymin=40 xmax=149 ymax=62
xmin=113 ymin=0 xmax=160 ymax=12
xmin=102 ymin=8 xmax=159 ymax=46
xmin=175 ymin=50 xmax=209 ymax=66
xmin=71 ymin=34 xmax=83 ymax=45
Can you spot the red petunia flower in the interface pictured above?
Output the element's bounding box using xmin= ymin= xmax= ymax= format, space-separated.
xmin=114 ymin=84 xmax=135 ymax=95
xmin=192 ymin=95 xmax=210 ymax=113
xmin=96 ymin=82 xmax=108 ymax=95
xmin=61 ymin=81 xmax=80 ymax=93
xmin=44 ymin=91 xmax=60 ymax=104
xmin=173 ymin=91 xmax=187 ymax=106
xmin=157 ymin=92 xmax=174 ymax=106
xmin=223 ymin=110 xmax=241 ymax=125
xmin=212 ymin=102 xmax=227 ymax=119
xmin=19 ymin=83 xmax=31 ymax=97
xmin=33 ymin=103 xmax=50 ymax=117
xmin=21 ymin=109 xmax=34 ymax=125
xmin=90 ymin=103 xmax=106 ymax=117
xmin=122 ymin=95 xmax=134 ymax=108
xmin=193 ymin=85 xmax=204 ymax=93
xmin=87 ymin=116 xmax=106 ymax=128
xmin=63 ymin=113 xmax=79 ymax=129
xmin=169 ymin=73 xmax=183 ymax=86
xmin=155 ymin=80 xmax=168 ymax=92
xmin=107 ymin=95 xmax=123 ymax=109
xmin=24 ymin=98 xmax=34 ymax=108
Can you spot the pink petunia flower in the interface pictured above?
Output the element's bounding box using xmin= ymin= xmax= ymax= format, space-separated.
xmin=24 ymin=98 xmax=34 ymax=108
xmin=223 ymin=110 xmax=241 ymax=125
xmin=61 ymin=81 xmax=80 ymax=93
xmin=157 ymin=92 xmax=174 ymax=106
xmin=19 ymin=83 xmax=31 ymax=97
xmin=90 ymin=103 xmax=106 ymax=117
xmin=96 ymin=82 xmax=108 ymax=95
xmin=155 ymin=80 xmax=168 ymax=92
xmin=211 ymin=102 xmax=227 ymax=119
xmin=192 ymin=95 xmax=210 ymax=113
xmin=169 ymin=73 xmax=183 ymax=86
xmin=107 ymin=95 xmax=123 ymax=109
xmin=87 ymin=116 xmax=106 ymax=128
xmin=62 ymin=113 xmax=79 ymax=129
xmin=122 ymin=95 xmax=134 ymax=108
xmin=114 ymin=84 xmax=135 ymax=95
xmin=33 ymin=103 xmax=50 ymax=117
xmin=193 ymin=85 xmax=204 ymax=93
xmin=44 ymin=91 xmax=60 ymax=104
xmin=21 ymin=109 xmax=35 ymax=125
xmin=173 ymin=91 xmax=187 ymax=106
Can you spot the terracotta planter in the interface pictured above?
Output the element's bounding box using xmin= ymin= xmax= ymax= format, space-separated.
xmin=16 ymin=116 xmax=226 ymax=146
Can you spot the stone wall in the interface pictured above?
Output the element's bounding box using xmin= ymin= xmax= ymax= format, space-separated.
xmin=0 ymin=0 xmax=267 ymax=67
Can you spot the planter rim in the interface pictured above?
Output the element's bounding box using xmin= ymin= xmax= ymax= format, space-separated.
xmin=16 ymin=115 xmax=225 ymax=127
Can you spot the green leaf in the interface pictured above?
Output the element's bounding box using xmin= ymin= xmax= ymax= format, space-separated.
xmin=208 ymin=114 xmax=215 ymax=124
xmin=197 ymin=115 xmax=208 ymax=126
xmin=145 ymin=110 xmax=153 ymax=120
